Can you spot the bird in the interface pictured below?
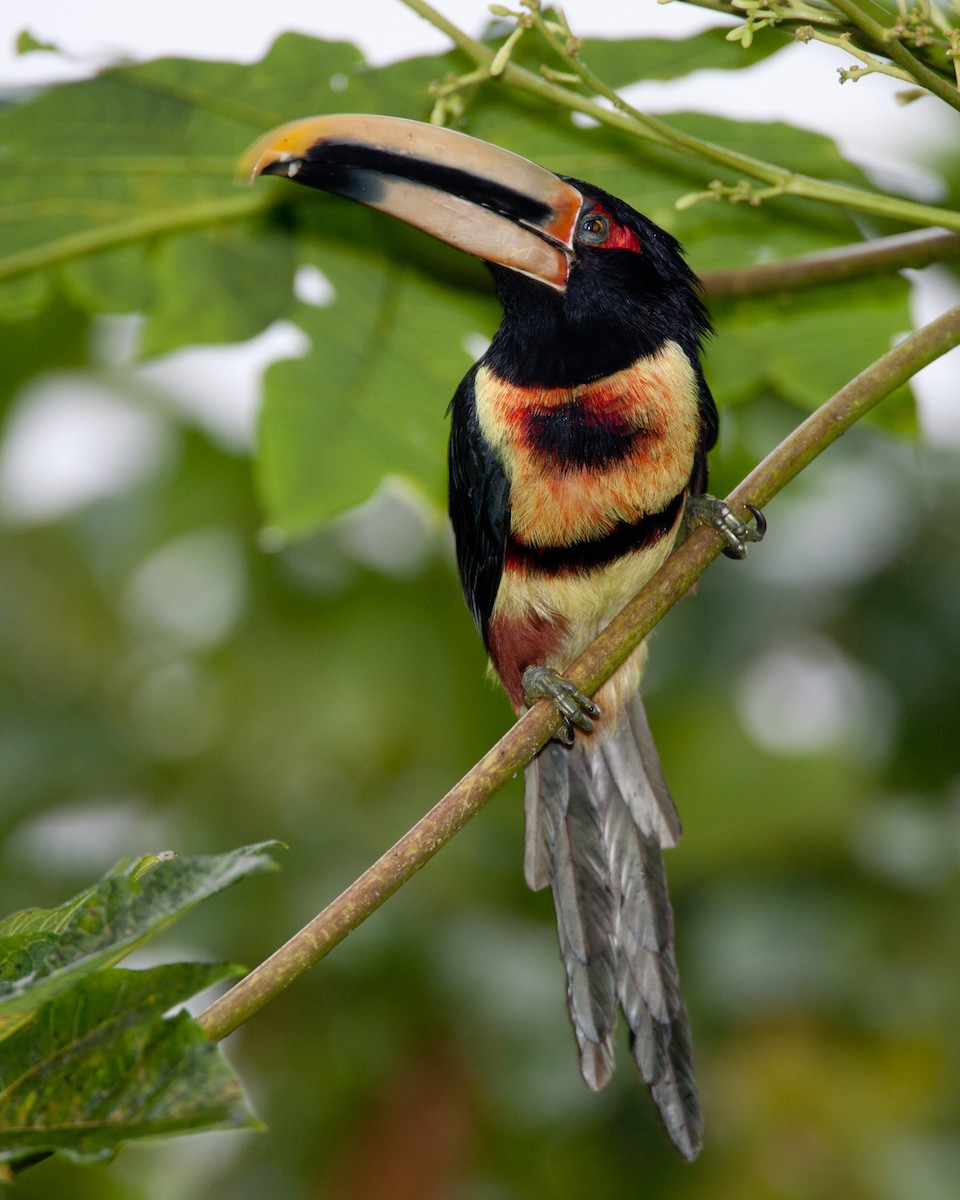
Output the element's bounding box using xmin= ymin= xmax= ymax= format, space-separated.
xmin=240 ymin=114 xmax=763 ymax=1160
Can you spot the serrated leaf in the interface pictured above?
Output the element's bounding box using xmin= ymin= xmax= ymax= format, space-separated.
xmin=0 ymin=842 xmax=280 ymax=1035
xmin=0 ymin=962 xmax=259 ymax=1166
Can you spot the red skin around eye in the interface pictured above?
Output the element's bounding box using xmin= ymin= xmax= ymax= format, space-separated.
xmin=590 ymin=201 xmax=643 ymax=253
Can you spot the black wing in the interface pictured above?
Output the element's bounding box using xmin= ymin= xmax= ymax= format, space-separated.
xmin=447 ymin=364 xmax=510 ymax=649
xmin=689 ymin=370 xmax=718 ymax=497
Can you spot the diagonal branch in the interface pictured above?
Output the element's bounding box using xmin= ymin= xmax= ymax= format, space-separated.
xmin=196 ymin=300 xmax=960 ymax=1044
xmin=400 ymin=0 xmax=960 ymax=233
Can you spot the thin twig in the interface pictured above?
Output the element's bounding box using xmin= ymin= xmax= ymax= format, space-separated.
xmin=801 ymin=25 xmax=920 ymax=87
xmin=675 ymin=0 xmax=957 ymax=80
xmin=196 ymin=301 xmax=960 ymax=1043
xmin=829 ymin=0 xmax=960 ymax=112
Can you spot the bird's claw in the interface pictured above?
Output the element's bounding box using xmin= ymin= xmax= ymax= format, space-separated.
xmin=522 ymin=665 xmax=600 ymax=744
xmin=685 ymin=495 xmax=766 ymax=560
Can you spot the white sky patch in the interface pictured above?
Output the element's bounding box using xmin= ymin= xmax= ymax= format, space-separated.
xmin=294 ymin=264 xmax=336 ymax=307
xmin=462 ymin=331 xmax=491 ymax=360
xmin=0 ymin=380 xmax=171 ymax=524
xmin=134 ymin=319 xmax=309 ymax=451
xmin=5 ymin=796 xmax=170 ymax=876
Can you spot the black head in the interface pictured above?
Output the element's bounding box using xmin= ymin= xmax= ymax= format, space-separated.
xmin=485 ymin=177 xmax=711 ymax=388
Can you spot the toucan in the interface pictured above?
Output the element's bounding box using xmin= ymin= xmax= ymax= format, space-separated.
xmin=241 ymin=114 xmax=763 ymax=1160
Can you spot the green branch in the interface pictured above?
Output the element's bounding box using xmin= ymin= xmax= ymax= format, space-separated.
xmin=674 ymin=0 xmax=958 ymax=81
xmin=797 ymin=24 xmax=926 ymax=89
xmin=401 ymin=0 xmax=960 ymax=233
xmin=196 ymin=299 xmax=960 ymax=1044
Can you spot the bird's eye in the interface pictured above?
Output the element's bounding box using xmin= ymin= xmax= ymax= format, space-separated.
xmin=577 ymin=213 xmax=610 ymax=245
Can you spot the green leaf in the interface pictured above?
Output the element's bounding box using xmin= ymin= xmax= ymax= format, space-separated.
xmin=0 ymin=33 xmax=442 ymax=338
xmin=140 ymin=225 xmax=296 ymax=357
xmin=0 ymin=273 xmax=51 ymax=321
xmin=706 ymin=282 xmax=916 ymax=428
xmin=258 ymin=227 xmax=496 ymax=532
xmin=0 ymin=962 xmax=259 ymax=1166
xmin=0 ymin=842 xmax=280 ymax=1035
xmin=0 ymin=294 xmax=89 ymax=418
xmin=554 ymin=28 xmax=784 ymax=87
xmin=59 ymin=242 xmax=155 ymax=315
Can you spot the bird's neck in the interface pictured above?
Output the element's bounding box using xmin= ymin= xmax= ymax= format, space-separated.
xmin=485 ymin=271 xmax=674 ymax=389
xmin=485 ymin=307 xmax=659 ymax=388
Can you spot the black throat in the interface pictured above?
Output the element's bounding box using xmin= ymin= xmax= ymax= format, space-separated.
xmin=482 ymin=267 xmax=657 ymax=387
xmin=483 ymin=257 xmax=708 ymax=390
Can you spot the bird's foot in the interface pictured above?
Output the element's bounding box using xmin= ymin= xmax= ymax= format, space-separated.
xmin=684 ymin=494 xmax=766 ymax=560
xmin=522 ymin=665 xmax=600 ymax=746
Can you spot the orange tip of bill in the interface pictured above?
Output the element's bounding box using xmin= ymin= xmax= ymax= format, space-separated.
xmin=235 ymin=116 xmax=327 ymax=185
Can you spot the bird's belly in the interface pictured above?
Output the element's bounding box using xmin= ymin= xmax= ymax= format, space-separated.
xmin=487 ymin=518 xmax=682 ymax=711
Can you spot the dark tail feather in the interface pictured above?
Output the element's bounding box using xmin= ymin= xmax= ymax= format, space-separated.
xmin=605 ymin=749 xmax=703 ymax=1161
xmin=524 ymin=693 xmax=703 ymax=1159
xmin=524 ymin=740 xmax=618 ymax=1089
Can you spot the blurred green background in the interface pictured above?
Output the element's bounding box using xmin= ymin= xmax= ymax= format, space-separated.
xmin=2 ymin=11 xmax=960 ymax=1200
